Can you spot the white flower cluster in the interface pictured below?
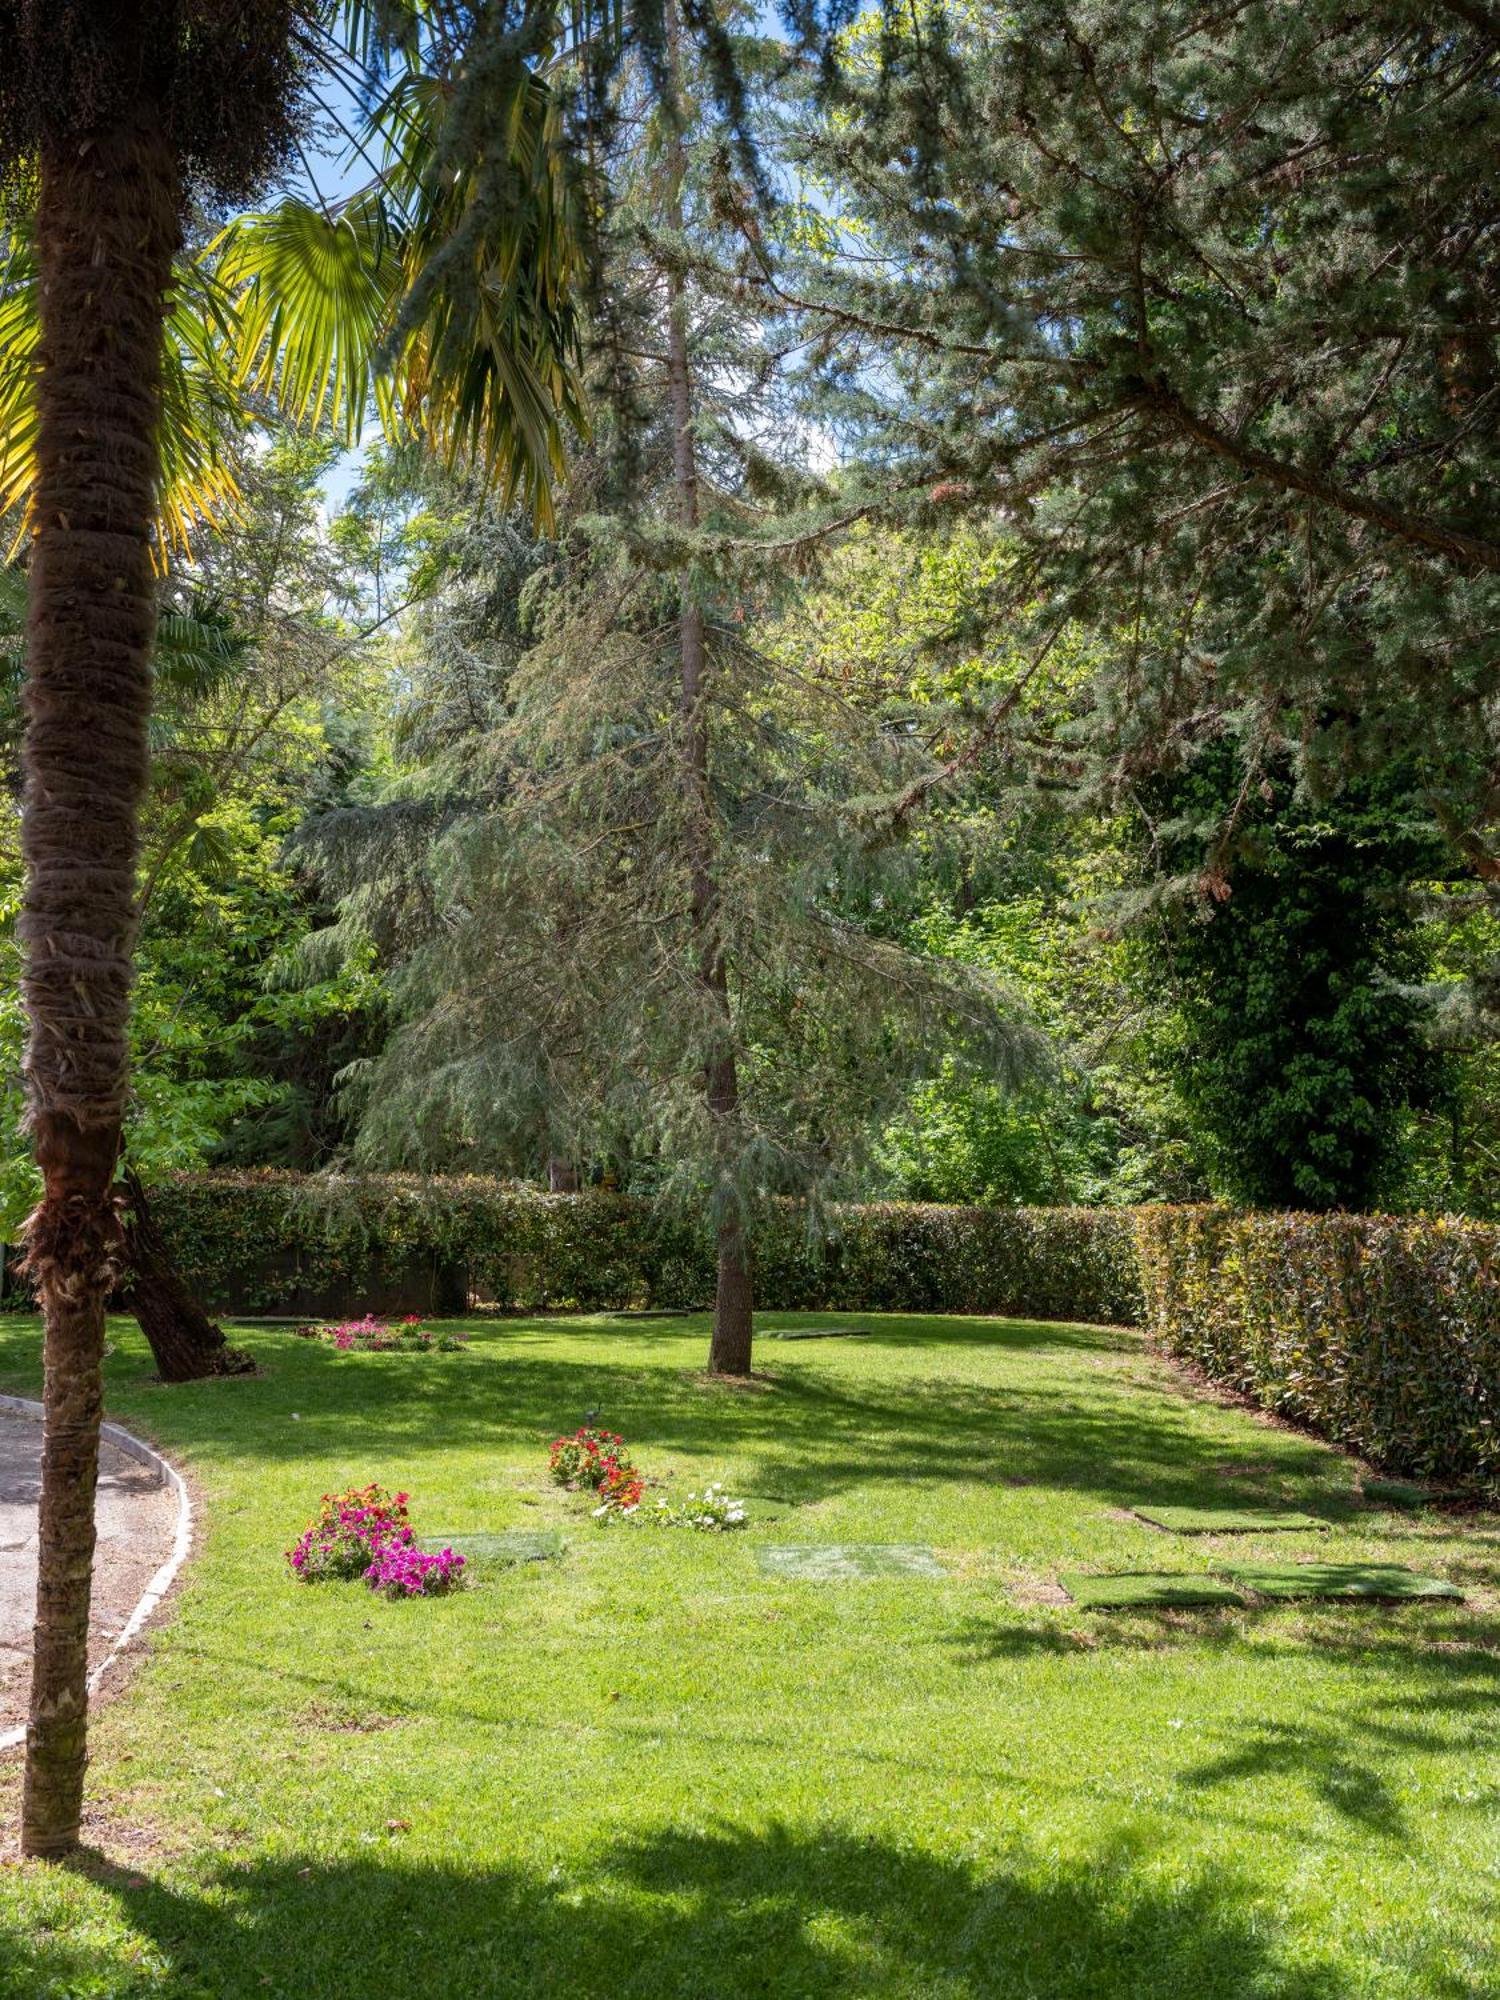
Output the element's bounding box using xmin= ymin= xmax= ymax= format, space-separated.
xmin=652 ymin=1481 xmax=748 ymax=1531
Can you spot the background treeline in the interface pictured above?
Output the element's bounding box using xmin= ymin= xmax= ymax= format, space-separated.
xmin=3 ymin=480 xmax=1492 ymax=1228
xmin=4 ymin=0 xmax=1498 ymax=1243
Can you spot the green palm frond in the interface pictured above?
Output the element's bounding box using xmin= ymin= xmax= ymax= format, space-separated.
xmin=154 ymin=596 xmax=248 ymax=703
xmin=381 ymin=67 xmax=586 ymax=527
xmin=0 ymin=8 xmax=589 ymax=552
xmin=211 ymin=50 xmax=586 ymax=529
xmin=211 ymin=189 xmax=403 ymax=443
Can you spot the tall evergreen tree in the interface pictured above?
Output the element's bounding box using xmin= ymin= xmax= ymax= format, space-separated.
xmin=763 ymin=1 xmax=1500 ymax=889
xmin=306 ymin=18 xmax=1037 ymax=1374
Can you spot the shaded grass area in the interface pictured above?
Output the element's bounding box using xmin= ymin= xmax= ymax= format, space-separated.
xmin=0 ymin=1308 xmax=1499 ymax=1997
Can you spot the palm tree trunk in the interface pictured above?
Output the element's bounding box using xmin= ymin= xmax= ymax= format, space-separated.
xmin=662 ymin=5 xmax=753 ymax=1378
xmin=20 ymin=103 xmax=181 ymax=1860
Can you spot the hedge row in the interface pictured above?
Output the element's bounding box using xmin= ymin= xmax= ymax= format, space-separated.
xmin=140 ymin=1171 xmax=1145 ymax=1326
xmin=1136 ymin=1206 xmax=1500 ymax=1489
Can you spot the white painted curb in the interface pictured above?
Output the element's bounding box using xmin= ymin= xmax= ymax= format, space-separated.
xmin=0 ymin=1394 xmax=193 ymax=1754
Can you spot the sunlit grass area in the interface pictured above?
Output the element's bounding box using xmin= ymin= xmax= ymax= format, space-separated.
xmin=1 ymin=1310 xmax=1497 ymax=1998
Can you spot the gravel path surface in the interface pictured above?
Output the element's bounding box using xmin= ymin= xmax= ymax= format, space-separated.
xmin=0 ymin=1407 xmax=179 ymax=1735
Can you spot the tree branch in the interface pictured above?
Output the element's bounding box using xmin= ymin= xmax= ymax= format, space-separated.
xmin=1137 ymin=384 xmax=1500 ymax=571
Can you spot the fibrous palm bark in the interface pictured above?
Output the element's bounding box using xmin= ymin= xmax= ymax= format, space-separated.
xmin=18 ymin=98 xmax=181 ymax=1859
xmin=0 ymin=0 xmax=304 ymax=1862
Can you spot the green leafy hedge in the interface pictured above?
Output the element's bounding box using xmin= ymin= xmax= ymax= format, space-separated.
xmin=139 ymin=1171 xmax=1145 ymax=1325
xmin=1136 ymin=1206 xmax=1500 ymax=1489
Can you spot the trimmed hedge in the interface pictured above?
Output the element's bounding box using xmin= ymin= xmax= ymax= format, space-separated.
xmin=1137 ymin=1206 xmax=1500 ymax=1490
xmin=137 ymin=1171 xmax=1145 ymax=1326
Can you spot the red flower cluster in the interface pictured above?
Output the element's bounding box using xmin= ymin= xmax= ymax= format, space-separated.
xmin=549 ymin=1426 xmax=643 ymax=1517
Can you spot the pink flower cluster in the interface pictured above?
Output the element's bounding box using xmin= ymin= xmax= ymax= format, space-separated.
xmin=285 ymin=1482 xmax=465 ymax=1599
xmin=297 ymin=1314 xmax=469 ymax=1353
xmin=365 ymin=1542 xmax=467 ymax=1599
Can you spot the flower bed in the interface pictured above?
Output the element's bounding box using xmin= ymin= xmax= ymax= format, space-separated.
xmin=297 ymin=1313 xmax=469 ymax=1353
xmin=549 ymin=1425 xmax=744 ymax=1528
xmin=286 ymin=1482 xmax=465 ymax=1598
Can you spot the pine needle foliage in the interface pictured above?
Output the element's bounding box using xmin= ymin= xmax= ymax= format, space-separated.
xmin=302 ymin=22 xmax=1041 ymax=1241
xmin=764 ymin=0 xmax=1500 ymax=874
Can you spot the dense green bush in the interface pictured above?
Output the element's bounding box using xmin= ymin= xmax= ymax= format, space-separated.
xmin=1137 ymin=1206 xmax=1500 ymax=1489
xmin=141 ymin=1171 xmax=1145 ymax=1325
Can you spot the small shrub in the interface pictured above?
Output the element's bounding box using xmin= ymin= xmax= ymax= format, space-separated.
xmin=549 ymin=1427 xmax=635 ymax=1490
xmin=286 ymin=1484 xmax=411 ymax=1582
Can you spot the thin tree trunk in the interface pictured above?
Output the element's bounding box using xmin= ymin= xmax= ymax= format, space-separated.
xmin=662 ymin=5 xmax=754 ymax=1377
xmin=20 ymin=100 xmax=180 ymax=1860
xmin=120 ymin=1170 xmax=252 ymax=1382
xmin=547 ymin=1155 xmax=581 ymax=1193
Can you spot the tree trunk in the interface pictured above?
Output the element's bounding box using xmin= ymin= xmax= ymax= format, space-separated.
xmin=707 ymin=1078 xmax=754 ymax=1376
xmin=547 ymin=1155 xmax=580 ymax=1193
xmin=662 ymin=9 xmax=753 ymax=1377
xmin=19 ymin=102 xmax=180 ymax=1861
xmin=120 ymin=1170 xmax=252 ymax=1382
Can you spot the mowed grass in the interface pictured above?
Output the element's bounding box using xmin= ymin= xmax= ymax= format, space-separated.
xmin=2 ymin=1309 xmax=1500 ymax=1999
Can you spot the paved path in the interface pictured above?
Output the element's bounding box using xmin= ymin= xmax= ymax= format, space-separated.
xmin=0 ymin=1408 xmax=179 ymax=1735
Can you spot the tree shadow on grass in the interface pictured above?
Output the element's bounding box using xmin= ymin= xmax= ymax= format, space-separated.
xmin=64 ymin=1325 xmax=1353 ymax=1523
xmin=4 ymin=1823 xmax=1367 ymax=2000
xmin=1178 ymin=1718 xmax=1409 ymax=1841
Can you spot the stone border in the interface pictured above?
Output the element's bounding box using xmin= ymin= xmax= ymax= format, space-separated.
xmin=0 ymin=1394 xmax=193 ymax=1754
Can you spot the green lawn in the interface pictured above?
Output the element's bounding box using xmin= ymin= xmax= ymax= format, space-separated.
xmin=2 ymin=1310 xmax=1499 ymax=1998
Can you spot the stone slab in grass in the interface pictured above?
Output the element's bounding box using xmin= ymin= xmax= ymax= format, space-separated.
xmin=756 ymin=1542 xmax=945 ymax=1580
xmin=762 ymin=1326 xmax=873 ymax=1342
xmin=1059 ymin=1571 xmax=1244 ymax=1610
xmin=1361 ymin=1478 xmax=1440 ymax=1512
xmin=1226 ymin=1562 xmax=1462 ymax=1602
xmin=1131 ymin=1505 xmax=1329 ymax=1535
xmin=421 ymin=1530 xmax=562 ymax=1565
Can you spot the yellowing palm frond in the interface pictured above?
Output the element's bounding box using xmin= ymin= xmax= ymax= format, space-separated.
xmin=0 ymin=229 xmax=243 ymax=557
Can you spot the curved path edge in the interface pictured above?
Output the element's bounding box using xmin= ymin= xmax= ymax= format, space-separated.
xmin=0 ymin=1394 xmax=193 ymax=1754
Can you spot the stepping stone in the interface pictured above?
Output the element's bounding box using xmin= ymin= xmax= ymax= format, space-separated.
xmin=1131 ymin=1505 xmax=1328 ymax=1535
xmin=1360 ymin=1478 xmax=1440 ymax=1512
xmin=763 ymin=1326 xmax=872 ymax=1342
xmin=1226 ymin=1563 xmax=1462 ymax=1602
xmin=1060 ymin=1571 xmax=1243 ymax=1609
xmin=756 ymin=1543 xmax=944 ymax=1580
xmin=421 ymin=1530 xmax=562 ymax=1565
